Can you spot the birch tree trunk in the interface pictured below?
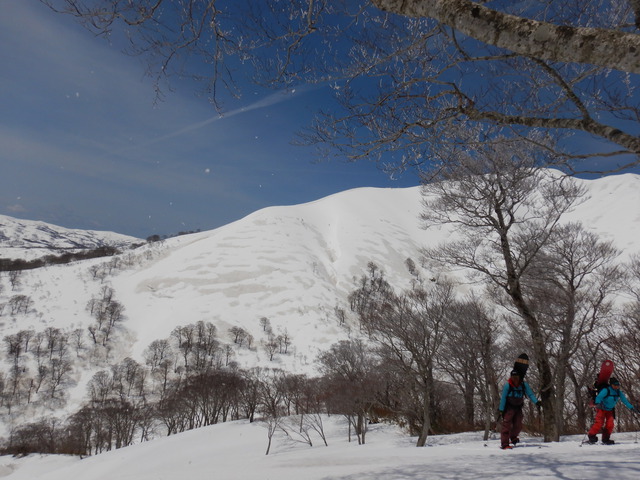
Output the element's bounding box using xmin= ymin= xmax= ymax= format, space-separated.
xmin=373 ymin=0 xmax=640 ymax=73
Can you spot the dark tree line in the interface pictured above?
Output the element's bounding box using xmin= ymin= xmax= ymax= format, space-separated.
xmin=0 ymin=246 xmax=124 ymax=272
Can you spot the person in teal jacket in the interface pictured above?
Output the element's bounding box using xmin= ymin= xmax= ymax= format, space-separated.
xmin=498 ymin=370 xmax=541 ymax=449
xmin=588 ymin=377 xmax=635 ymax=444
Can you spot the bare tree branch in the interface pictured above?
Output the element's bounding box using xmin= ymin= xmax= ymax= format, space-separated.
xmin=39 ymin=1 xmax=640 ymax=173
xmin=372 ymin=0 xmax=640 ymax=73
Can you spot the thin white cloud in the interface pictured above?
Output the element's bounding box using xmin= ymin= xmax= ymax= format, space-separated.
xmin=114 ymin=86 xmax=319 ymax=153
xmin=6 ymin=204 xmax=26 ymax=213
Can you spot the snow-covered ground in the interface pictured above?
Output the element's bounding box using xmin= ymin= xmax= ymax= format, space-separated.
xmin=1 ymin=416 xmax=639 ymax=480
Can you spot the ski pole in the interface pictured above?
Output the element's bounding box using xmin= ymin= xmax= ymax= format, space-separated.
xmin=579 ymin=430 xmax=589 ymax=447
xmin=536 ymin=396 xmax=542 ymax=435
xmin=632 ymin=409 xmax=640 ymax=443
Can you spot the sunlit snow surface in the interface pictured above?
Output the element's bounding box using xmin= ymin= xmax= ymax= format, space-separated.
xmin=2 ymin=417 xmax=640 ymax=480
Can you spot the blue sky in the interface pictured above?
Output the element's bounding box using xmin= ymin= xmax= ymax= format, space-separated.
xmin=0 ymin=1 xmax=419 ymax=239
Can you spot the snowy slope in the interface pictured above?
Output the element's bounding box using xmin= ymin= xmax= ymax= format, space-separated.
xmin=0 ymin=214 xmax=142 ymax=261
xmin=111 ymin=186 xmax=437 ymax=367
xmin=2 ymin=416 xmax=640 ymax=480
xmin=562 ymin=173 xmax=640 ymax=257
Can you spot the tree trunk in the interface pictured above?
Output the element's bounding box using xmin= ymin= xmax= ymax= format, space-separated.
xmin=372 ymin=0 xmax=640 ymax=74
xmin=463 ymin=380 xmax=475 ymax=427
xmin=416 ymin=388 xmax=431 ymax=447
xmin=567 ymin=367 xmax=588 ymax=433
xmin=509 ymin=290 xmax=558 ymax=441
xmin=495 ymin=217 xmax=558 ymax=441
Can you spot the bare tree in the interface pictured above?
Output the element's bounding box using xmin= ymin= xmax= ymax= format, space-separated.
xmin=46 ymin=357 xmax=74 ymax=401
xmin=421 ymin=144 xmax=586 ymax=441
xmin=230 ymin=326 xmax=249 ymax=346
xmin=280 ymin=415 xmax=315 ymax=447
xmin=101 ymin=300 xmax=125 ymax=346
xmin=258 ymin=368 xmax=288 ymax=455
xmin=30 ymin=327 xmax=75 ymax=401
xmin=86 ymin=287 xmax=125 ymax=347
xmin=519 ymin=222 xmax=624 ymax=436
xmin=191 ymin=321 xmax=220 ymax=372
xmin=438 ymin=296 xmax=501 ymax=439
xmin=263 ymin=334 xmax=280 ymax=362
xmin=259 ymin=317 xmax=271 ymax=332
xmin=87 ymin=370 xmax=114 ymax=405
xmin=626 ymin=254 xmax=640 ymax=303
xmin=224 ymin=344 xmax=235 ymax=367
xmin=4 ymin=330 xmax=33 ymax=402
xmin=245 ymin=333 xmax=254 ymax=350
xmin=318 ymin=339 xmax=381 ymax=445
xmin=7 ymin=295 xmax=33 ymax=315
xmin=40 ymin=1 xmax=640 ymax=171
xmin=8 ymin=270 xmax=21 ymax=290
xmin=88 ymin=264 xmax=108 ymax=282
xmin=171 ymin=324 xmax=195 ymax=371
xmin=111 ymin=357 xmax=147 ymax=399
xmin=82 ymin=363 xmax=149 ymax=451
xmin=70 ymin=328 xmax=86 ymax=358
xmin=278 ymin=329 xmax=292 ymax=354
xmin=144 ymin=339 xmax=175 ymax=398
xmin=240 ymin=368 xmax=263 ymax=423
xmin=169 ymin=321 xmax=221 ymax=374
xmin=349 ymin=264 xmax=456 ymax=446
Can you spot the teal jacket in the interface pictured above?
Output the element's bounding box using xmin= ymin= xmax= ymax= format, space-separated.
xmin=499 ymin=379 xmax=539 ymax=411
xmin=595 ymin=386 xmax=634 ymax=411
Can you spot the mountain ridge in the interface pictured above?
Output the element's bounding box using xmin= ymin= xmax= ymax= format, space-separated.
xmin=0 ymin=214 xmax=142 ymax=261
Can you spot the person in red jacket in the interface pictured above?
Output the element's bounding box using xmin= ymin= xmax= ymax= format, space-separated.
xmin=587 ymin=377 xmax=635 ymax=445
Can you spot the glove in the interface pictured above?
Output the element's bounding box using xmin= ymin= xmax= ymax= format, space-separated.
xmin=536 ymin=401 xmax=542 ymax=413
xmin=498 ymin=410 xmax=504 ymax=419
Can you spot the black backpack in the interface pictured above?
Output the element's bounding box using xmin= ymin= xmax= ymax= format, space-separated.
xmin=588 ymin=381 xmax=608 ymax=403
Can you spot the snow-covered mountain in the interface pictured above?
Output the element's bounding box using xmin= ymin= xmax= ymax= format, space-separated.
xmin=111 ymin=185 xmax=439 ymax=365
xmin=97 ymin=172 xmax=640 ymax=368
xmin=1 ymin=173 xmax=640 ymax=412
xmin=0 ymin=186 xmax=435 ymax=379
xmin=0 ymin=214 xmax=142 ymax=261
